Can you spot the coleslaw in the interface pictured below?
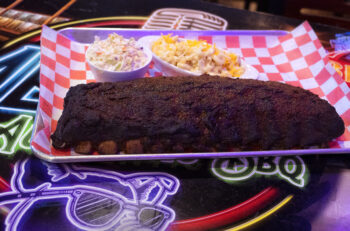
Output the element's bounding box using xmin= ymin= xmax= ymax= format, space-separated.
xmin=86 ymin=33 xmax=148 ymax=72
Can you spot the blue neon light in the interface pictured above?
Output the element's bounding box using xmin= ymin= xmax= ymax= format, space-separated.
xmin=0 ymin=46 xmax=40 ymax=90
xmin=0 ymin=45 xmax=39 ymax=62
xmin=0 ymin=45 xmax=40 ymax=114
xmin=21 ymin=86 xmax=39 ymax=103
xmin=0 ymin=56 xmax=40 ymax=102
xmin=0 ymin=107 xmax=37 ymax=114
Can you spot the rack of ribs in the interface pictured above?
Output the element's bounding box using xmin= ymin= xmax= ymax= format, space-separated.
xmin=51 ymin=75 xmax=345 ymax=154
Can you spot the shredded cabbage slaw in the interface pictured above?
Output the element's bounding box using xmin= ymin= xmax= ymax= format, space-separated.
xmin=86 ymin=33 xmax=148 ymax=72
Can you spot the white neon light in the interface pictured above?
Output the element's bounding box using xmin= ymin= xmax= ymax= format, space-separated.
xmin=277 ymin=156 xmax=306 ymax=188
xmin=211 ymin=157 xmax=307 ymax=188
xmin=255 ymin=157 xmax=279 ymax=176
xmin=0 ymin=46 xmax=40 ymax=91
xmin=0 ymin=45 xmax=41 ymax=114
xmin=0 ymin=107 xmax=36 ymax=114
xmin=0 ymin=115 xmax=33 ymax=155
xmin=0 ymin=47 xmax=29 ymax=62
xmin=8 ymin=125 xmax=18 ymax=136
xmin=211 ymin=158 xmax=257 ymax=181
xmin=0 ymin=60 xmax=40 ymax=103
xmin=284 ymin=159 xmax=297 ymax=174
xmin=21 ymin=86 xmax=39 ymax=103
xmin=19 ymin=123 xmax=33 ymax=150
xmin=221 ymin=158 xmax=249 ymax=174
xmin=0 ymin=134 xmax=7 ymax=150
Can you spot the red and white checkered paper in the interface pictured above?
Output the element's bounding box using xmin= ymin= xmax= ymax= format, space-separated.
xmin=31 ymin=22 xmax=350 ymax=157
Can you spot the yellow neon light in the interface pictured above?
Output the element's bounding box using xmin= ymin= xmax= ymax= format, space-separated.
xmin=226 ymin=195 xmax=294 ymax=231
xmin=2 ymin=16 xmax=148 ymax=49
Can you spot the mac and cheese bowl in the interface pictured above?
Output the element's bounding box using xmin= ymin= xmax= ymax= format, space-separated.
xmin=138 ymin=35 xmax=258 ymax=79
xmin=86 ymin=33 xmax=152 ymax=82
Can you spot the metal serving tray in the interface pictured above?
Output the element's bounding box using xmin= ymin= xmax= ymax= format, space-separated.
xmin=31 ymin=28 xmax=350 ymax=163
xmin=31 ymin=106 xmax=350 ymax=163
xmin=58 ymin=27 xmax=289 ymax=44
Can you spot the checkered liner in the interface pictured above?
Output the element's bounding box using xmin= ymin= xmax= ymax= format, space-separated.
xmin=31 ymin=22 xmax=350 ymax=157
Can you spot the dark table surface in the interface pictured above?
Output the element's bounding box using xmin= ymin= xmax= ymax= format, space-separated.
xmin=1 ymin=0 xmax=347 ymax=46
xmin=0 ymin=1 xmax=349 ymax=231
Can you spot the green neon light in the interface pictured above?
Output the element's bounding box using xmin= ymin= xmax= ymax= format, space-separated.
xmin=0 ymin=115 xmax=34 ymax=155
xmin=19 ymin=123 xmax=33 ymax=150
xmin=211 ymin=156 xmax=309 ymax=188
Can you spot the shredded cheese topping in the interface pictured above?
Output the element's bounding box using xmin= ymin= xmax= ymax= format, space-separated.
xmin=152 ymin=34 xmax=244 ymax=77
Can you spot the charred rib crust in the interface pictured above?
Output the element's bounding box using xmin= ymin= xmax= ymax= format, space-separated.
xmin=51 ymin=76 xmax=345 ymax=153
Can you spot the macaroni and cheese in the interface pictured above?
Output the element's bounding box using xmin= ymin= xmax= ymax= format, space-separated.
xmin=151 ymin=35 xmax=244 ymax=77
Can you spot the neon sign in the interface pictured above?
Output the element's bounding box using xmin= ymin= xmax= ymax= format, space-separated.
xmin=211 ymin=156 xmax=308 ymax=188
xmin=0 ymin=115 xmax=33 ymax=155
xmin=0 ymin=159 xmax=180 ymax=231
xmin=21 ymin=86 xmax=39 ymax=103
xmin=0 ymin=45 xmax=40 ymax=114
